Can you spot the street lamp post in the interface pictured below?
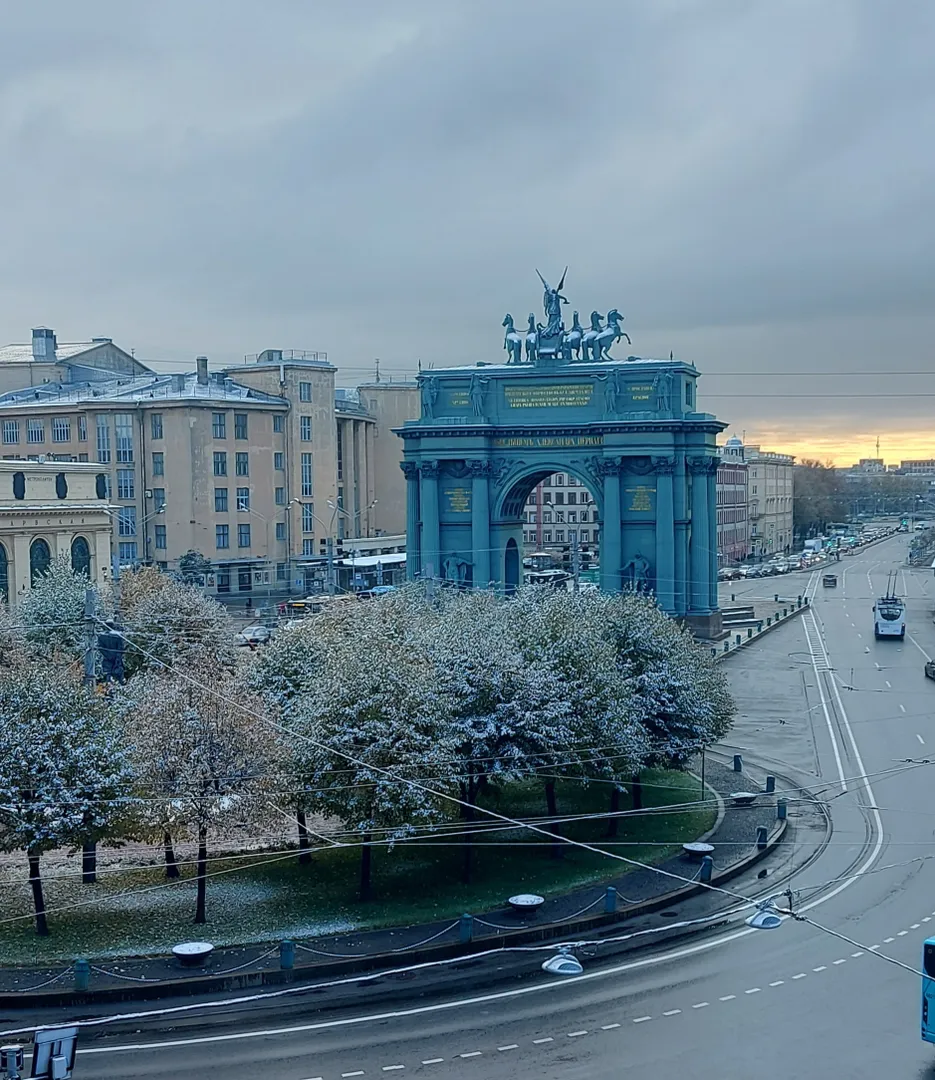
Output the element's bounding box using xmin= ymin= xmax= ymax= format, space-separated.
xmin=286 ymin=497 xmax=378 ymax=596
xmin=104 ymin=503 xmax=165 ymax=581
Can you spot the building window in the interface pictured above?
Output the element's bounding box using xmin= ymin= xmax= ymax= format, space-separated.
xmin=554 ymin=492 xmax=564 ymax=505
xmin=300 ymin=416 xmax=312 ymax=441
xmin=118 ymin=507 xmax=137 ymax=536
xmin=554 ymin=474 xmax=564 ymax=485
xmin=302 ymin=539 xmax=315 ymax=556
xmin=301 ymin=453 xmax=313 ymax=497
xmin=568 ymin=511 xmax=577 ymax=523
xmin=154 ymin=524 xmax=167 ymax=550
xmin=151 ymin=451 xmax=164 ymax=477
xmin=274 ymin=451 xmax=284 ymax=471
xmin=29 ymin=538 xmax=51 ymax=583
xmin=212 ymin=412 xmax=227 ymax=439
xmin=215 ymin=487 xmax=228 ymax=512
xmin=78 ymin=453 xmax=88 ymax=462
xmin=686 ymin=382 xmax=693 ymax=407
xmin=68 ymin=535 xmax=90 ymax=576
xmin=51 ymin=417 xmax=70 ymax=442
xmin=96 ymin=417 xmax=111 ymax=463
xmin=567 ymin=492 xmax=577 ymax=505
xmin=299 ymin=381 xmax=312 ymax=402
xmin=2 ymin=420 xmax=18 ymax=445
xmin=543 ymin=492 xmax=552 ymax=504
xmin=543 ymin=511 xmax=552 ymax=524
xmin=543 ymin=531 xmax=552 ymax=543
xmin=118 ymin=541 xmax=138 ymax=564
xmin=116 ymin=468 xmax=135 ymax=500
xmin=217 ymin=569 xmax=231 ymax=593
xmin=302 ymin=503 xmax=314 ymax=532
xmin=150 ymin=413 xmax=163 ymax=439
xmin=567 ymin=475 xmax=577 ymax=486
xmin=216 ymin=524 xmax=230 ymax=549
xmin=213 ymin=451 xmax=227 ymax=476
xmin=238 ymin=523 xmax=251 ymax=548
xmin=336 ymin=433 xmax=343 ymax=480
xmin=556 ymin=511 xmax=565 ymax=523
xmin=77 ymin=415 xmax=88 ymax=442
xmin=276 ymin=562 xmax=287 ymax=581
xmin=27 ymin=419 xmax=44 ymax=444
xmin=236 ymin=487 xmax=250 ymax=511
xmin=114 ymin=413 xmax=133 ymax=462
xmin=275 ymin=522 xmax=286 ymax=541
xmin=238 ymin=568 xmax=252 ymax=592
xmin=581 ymin=530 xmax=590 ymax=542
xmin=234 ymin=413 xmax=248 ymax=440
xmin=529 ymin=512 xmax=537 ymax=525
xmin=235 ymin=452 xmax=249 ymax=477
xmin=273 ymin=415 xmax=285 ymax=433
xmin=275 ymin=487 xmax=285 ymax=505
xmin=152 ymin=486 xmax=165 ymax=508
xmin=555 ymin=530 xmax=565 ymax=542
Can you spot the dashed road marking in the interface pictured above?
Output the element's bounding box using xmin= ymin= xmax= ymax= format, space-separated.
xmin=692 ymin=1002 xmax=709 ymax=1009
xmin=496 ymin=1047 xmax=517 ymax=1053
xmin=342 ymin=1073 xmax=365 ymax=1078
xmin=813 ymin=966 xmax=827 ymax=972
xmin=719 ymin=995 xmax=736 ymax=1001
xmin=869 ymin=945 xmax=881 ymax=950
xmin=898 ymin=930 xmax=909 ymax=937
xmin=852 ymin=951 xmax=865 ymax=957
xmin=833 ymin=959 xmax=847 ymax=965
xmin=899 ymin=704 xmax=906 ymax=713
xmin=883 ymin=937 xmax=895 ymax=943
xmin=422 ymin=1059 xmax=445 ymax=1065
xmin=885 ymin=680 xmax=892 ymax=688
xmin=568 ymin=1029 xmax=590 ymax=1036
xmin=632 ymin=1018 xmax=651 ymax=1025
xmin=533 ymin=1038 xmax=553 ymax=1045
xmin=792 ymin=973 xmax=807 ymax=980
xmin=917 ymin=734 xmax=926 ymax=745
xmin=923 ymin=918 xmax=931 ymax=924
xmin=601 ymin=1024 xmax=621 ymax=1031
xmin=382 ymin=1067 xmax=405 ymax=1072
xmin=769 ymin=980 xmax=785 ymax=986
xmin=912 ymin=924 xmax=921 ymax=930
xmin=744 ymin=988 xmax=761 ymax=994
xmin=663 ymin=1009 xmax=682 ymax=1016
xmin=459 ymin=1052 xmax=482 ymax=1059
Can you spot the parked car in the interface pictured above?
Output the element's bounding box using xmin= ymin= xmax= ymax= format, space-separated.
xmin=236 ymin=624 xmax=272 ymax=647
xmin=925 ymin=660 xmax=935 ymax=681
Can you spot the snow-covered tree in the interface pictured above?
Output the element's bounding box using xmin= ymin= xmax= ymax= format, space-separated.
xmin=0 ymin=662 xmax=133 ymax=934
xmin=18 ymin=554 xmax=90 ymax=660
xmin=117 ymin=567 xmax=235 ymax=677
xmin=119 ymin=665 xmax=277 ymax=922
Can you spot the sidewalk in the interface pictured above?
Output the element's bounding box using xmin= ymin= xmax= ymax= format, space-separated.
xmin=1 ymin=757 xmax=814 ymax=1009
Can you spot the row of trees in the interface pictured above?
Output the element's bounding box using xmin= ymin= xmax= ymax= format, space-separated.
xmin=0 ymin=561 xmax=733 ymax=934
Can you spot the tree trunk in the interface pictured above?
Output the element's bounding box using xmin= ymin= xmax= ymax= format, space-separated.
xmin=631 ymin=773 xmax=643 ymax=811
xmin=461 ymin=776 xmax=476 ymax=885
xmin=359 ymin=833 xmax=373 ymax=902
xmin=27 ymin=848 xmax=48 ymax=936
xmin=606 ymin=786 xmax=621 ymax=838
xmin=194 ymin=825 xmax=208 ymax=924
xmin=81 ymin=841 xmax=97 ymax=884
xmin=544 ymin=780 xmax=561 ymax=860
xmin=163 ymin=831 xmax=180 ymax=880
xmin=297 ymin=809 xmax=312 ymax=865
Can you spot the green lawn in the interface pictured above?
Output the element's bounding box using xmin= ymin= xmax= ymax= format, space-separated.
xmin=0 ymin=770 xmax=713 ymax=963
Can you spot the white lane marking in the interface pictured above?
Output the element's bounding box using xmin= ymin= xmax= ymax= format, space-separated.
xmin=300 ymin=1077 xmax=323 ymax=1080
xmin=885 ymin=680 xmax=892 ymax=688
xmin=912 ymin=924 xmax=921 ymax=930
xmin=663 ymin=1009 xmax=681 ymax=1016
xmin=898 ymin=930 xmax=909 ymax=937
xmin=382 ymin=1067 xmax=405 ymax=1072
xmin=869 ymin=945 xmax=881 ymax=950
xmin=884 ymin=937 xmax=895 ymax=943
xmin=792 ymin=973 xmax=807 ymax=980
xmin=568 ymin=1029 xmax=590 ymax=1035
xmin=533 ymin=1038 xmax=553 ymax=1045
xmin=601 ymin=1024 xmax=621 ymax=1031
xmin=342 ymin=1073 xmax=365 ymax=1078
xmin=899 ymin=704 xmax=906 ymax=713
xmin=908 ymin=633 xmax=933 ymax=661
xmin=719 ymin=995 xmax=736 ymax=1002
xmin=874 ymin=662 xmax=881 ymax=670
xmin=496 ymin=1047 xmax=517 ymax=1053
xmin=852 ymin=952 xmax=864 ymax=957
xmin=924 ymin=918 xmax=932 ymax=924
xmin=459 ymin=1051 xmax=482 ymax=1058
xmin=813 ymin=966 xmax=827 ymax=972
xmin=833 ymin=959 xmax=847 ymax=965
xmin=744 ymin=988 xmax=761 ymax=994
xmin=918 ymin=734 xmax=926 ymax=745
xmin=692 ymin=1002 xmax=709 ymax=1009
xmin=423 ymin=1058 xmax=445 ymax=1064
xmin=769 ymin=980 xmax=784 ymax=986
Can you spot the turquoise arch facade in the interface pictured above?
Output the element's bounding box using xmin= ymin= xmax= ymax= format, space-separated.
xmin=397 ymin=357 xmax=726 ymax=633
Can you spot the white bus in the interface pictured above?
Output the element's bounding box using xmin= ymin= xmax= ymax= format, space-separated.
xmin=873 ymin=593 xmax=906 ymax=639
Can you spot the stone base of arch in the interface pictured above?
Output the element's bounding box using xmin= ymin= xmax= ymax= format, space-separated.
xmin=681 ymin=610 xmax=725 ymax=641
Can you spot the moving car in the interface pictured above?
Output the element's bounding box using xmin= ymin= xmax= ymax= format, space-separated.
xmin=236 ymin=624 xmax=272 ymax=647
xmin=925 ymin=660 xmax=935 ymax=681
xmin=822 ymin=574 xmax=837 ymax=588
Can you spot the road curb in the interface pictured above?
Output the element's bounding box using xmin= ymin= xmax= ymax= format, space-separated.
xmin=3 ymin=818 xmax=787 ymax=1010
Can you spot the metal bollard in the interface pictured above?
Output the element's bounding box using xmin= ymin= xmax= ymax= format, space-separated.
xmin=700 ymin=855 xmax=714 ymax=883
xmin=733 ymin=754 xmax=743 ymax=772
xmin=798 ymin=595 xmax=803 ymax=606
xmin=724 ymin=640 xmax=730 ymax=652
xmin=756 ymin=825 xmax=768 ymax=850
xmin=747 ymin=627 xmax=753 ymax=639
xmin=604 ymin=886 xmax=616 ymax=914
xmin=767 ymin=617 xmax=772 ymax=627
xmin=774 ymin=593 xmax=779 ymax=602
xmin=280 ymin=939 xmax=295 ymax=970
xmin=736 ymin=634 xmax=742 ymax=645
xmin=731 ymin=592 xmax=735 ymax=602
xmin=459 ymin=913 xmax=473 ymax=944
xmin=765 ymin=775 xmax=775 ymax=793
xmin=783 ymin=607 xmax=788 ymax=617
xmin=777 ymin=799 xmax=787 ymax=821
xmin=74 ymin=958 xmax=90 ymax=992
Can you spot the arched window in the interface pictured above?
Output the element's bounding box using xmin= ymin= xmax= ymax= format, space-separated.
xmin=30 ymin=538 xmax=51 ymax=584
xmin=71 ymin=536 xmax=91 ymax=577
xmin=0 ymin=543 xmax=8 ymax=603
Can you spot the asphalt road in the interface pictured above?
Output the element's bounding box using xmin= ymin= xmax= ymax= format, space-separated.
xmin=19 ymin=536 xmax=935 ymax=1079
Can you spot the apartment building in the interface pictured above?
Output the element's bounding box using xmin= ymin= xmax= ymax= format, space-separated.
xmin=522 ymin=471 xmax=601 ymax=560
xmin=716 ymin=436 xmax=749 ymax=566
xmin=745 ymin=443 xmax=795 ymax=557
xmin=0 ymin=330 xmax=414 ymax=598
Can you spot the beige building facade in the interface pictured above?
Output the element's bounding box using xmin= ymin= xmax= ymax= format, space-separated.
xmin=745 ymin=444 xmax=795 ymax=557
xmin=0 ymin=332 xmax=419 ymax=599
xmin=0 ymin=460 xmax=112 ymax=609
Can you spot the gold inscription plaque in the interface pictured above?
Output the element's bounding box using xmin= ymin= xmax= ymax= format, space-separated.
xmin=492 ymin=435 xmax=603 ymax=449
xmin=504 ymin=384 xmax=594 ymax=408
xmin=445 ymin=486 xmax=472 ymax=513
xmin=626 ymin=485 xmax=654 ymax=512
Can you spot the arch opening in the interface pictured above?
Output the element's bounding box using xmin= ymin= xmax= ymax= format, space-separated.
xmin=30 ymin=538 xmax=51 ymax=584
xmin=0 ymin=543 xmax=8 ymax=603
xmin=71 ymin=536 xmax=91 ymax=577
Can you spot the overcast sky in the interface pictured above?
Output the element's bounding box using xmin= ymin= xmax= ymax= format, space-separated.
xmin=1 ymin=0 xmax=933 ymax=463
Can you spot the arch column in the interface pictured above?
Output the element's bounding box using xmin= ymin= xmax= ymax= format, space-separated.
xmin=468 ymin=460 xmax=491 ymax=589
xmin=420 ymin=459 xmax=440 ymax=581
xmin=401 ymin=462 xmax=421 ymax=580
xmin=673 ymin=453 xmax=688 ymax=615
xmin=653 ymin=457 xmax=676 ymax=613
xmin=594 ymin=457 xmax=622 ymax=593
xmin=688 ymin=457 xmax=716 ymax=612
xmin=707 ymin=461 xmax=720 ymax=610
